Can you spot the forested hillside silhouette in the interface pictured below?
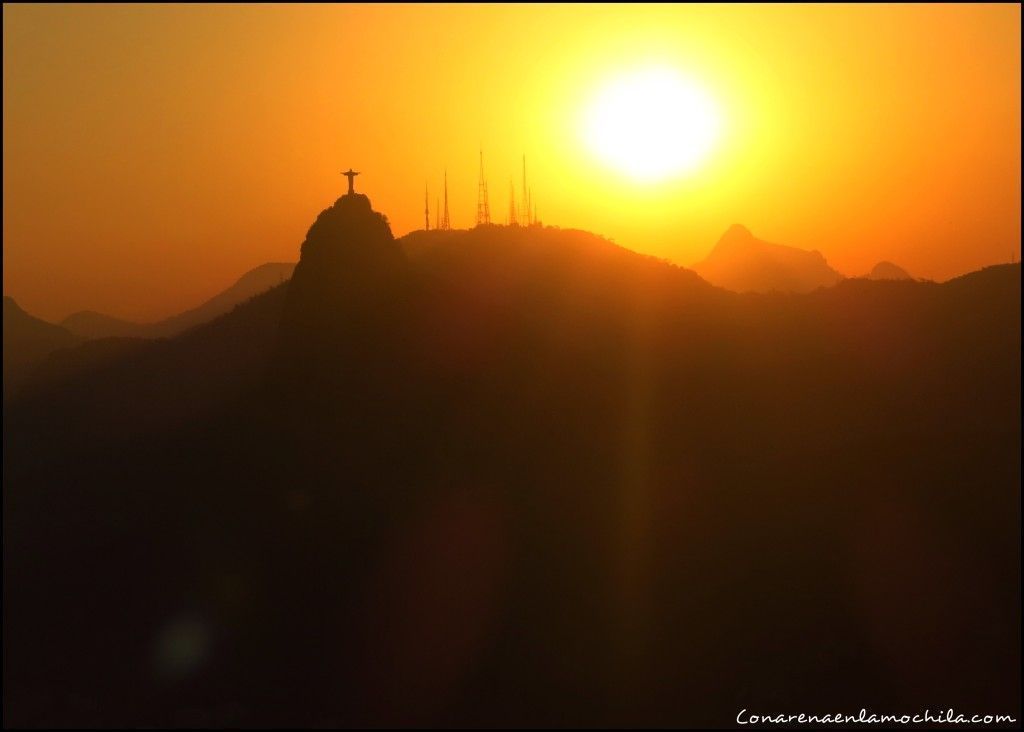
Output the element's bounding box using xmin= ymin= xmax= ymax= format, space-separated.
xmin=4 ymin=190 xmax=1020 ymax=727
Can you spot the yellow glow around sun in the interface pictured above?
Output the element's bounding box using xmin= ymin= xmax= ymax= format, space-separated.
xmin=583 ymin=67 xmax=722 ymax=182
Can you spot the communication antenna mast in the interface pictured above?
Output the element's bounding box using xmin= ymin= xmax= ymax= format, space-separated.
xmin=508 ymin=177 xmax=518 ymax=226
xmin=477 ymin=148 xmax=491 ymax=226
xmin=424 ymin=183 xmax=430 ymax=230
xmin=442 ymin=170 xmax=451 ymax=230
xmin=522 ymin=155 xmax=531 ymax=226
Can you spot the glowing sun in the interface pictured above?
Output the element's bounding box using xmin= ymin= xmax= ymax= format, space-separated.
xmin=583 ymin=67 xmax=722 ymax=182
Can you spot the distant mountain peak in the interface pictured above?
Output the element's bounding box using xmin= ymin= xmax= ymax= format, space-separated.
xmin=722 ymin=223 xmax=753 ymax=240
xmin=695 ymin=225 xmax=844 ymax=294
xmin=711 ymin=224 xmax=756 ymax=254
xmin=867 ymin=261 xmax=913 ymax=280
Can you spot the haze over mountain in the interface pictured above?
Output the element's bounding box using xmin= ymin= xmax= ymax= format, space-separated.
xmin=867 ymin=260 xmax=914 ymax=280
xmin=61 ymin=262 xmax=296 ymax=340
xmin=693 ymin=224 xmax=845 ymax=293
xmin=4 ymin=189 xmax=1020 ymax=726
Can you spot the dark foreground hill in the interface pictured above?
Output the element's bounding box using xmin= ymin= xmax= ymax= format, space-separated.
xmin=3 ymin=194 xmax=1020 ymax=727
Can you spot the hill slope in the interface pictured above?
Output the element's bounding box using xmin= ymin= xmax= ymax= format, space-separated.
xmin=2 ymin=296 xmax=79 ymax=393
xmin=61 ymin=262 xmax=295 ymax=339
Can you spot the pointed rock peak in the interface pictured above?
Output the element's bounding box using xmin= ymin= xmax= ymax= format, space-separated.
xmin=275 ymin=189 xmax=411 ymax=385
xmin=709 ymin=224 xmax=758 ymax=256
xmin=283 ymin=189 xmax=406 ymax=330
xmin=298 ymin=192 xmax=396 ymax=264
xmin=695 ymin=225 xmax=844 ymax=293
xmin=332 ymin=191 xmax=373 ymax=213
xmin=722 ymin=223 xmax=753 ymax=241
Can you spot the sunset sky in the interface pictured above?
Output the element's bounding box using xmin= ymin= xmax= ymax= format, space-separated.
xmin=4 ymin=3 xmax=1020 ymax=322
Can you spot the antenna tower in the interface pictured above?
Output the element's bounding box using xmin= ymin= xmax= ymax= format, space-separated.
xmin=442 ymin=170 xmax=451 ymax=230
xmin=508 ymin=177 xmax=518 ymax=226
xmin=522 ymin=155 xmax=531 ymax=226
xmin=477 ymin=149 xmax=491 ymax=226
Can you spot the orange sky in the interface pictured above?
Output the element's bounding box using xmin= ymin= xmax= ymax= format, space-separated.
xmin=4 ymin=3 xmax=1021 ymax=322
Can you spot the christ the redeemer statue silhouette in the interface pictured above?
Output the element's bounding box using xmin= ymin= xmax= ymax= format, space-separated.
xmin=342 ymin=169 xmax=360 ymax=195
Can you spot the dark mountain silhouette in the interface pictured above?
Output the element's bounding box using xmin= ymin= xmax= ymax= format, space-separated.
xmin=4 ymin=191 xmax=1020 ymax=727
xmin=693 ymin=224 xmax=845 ymax=293
xmin=3 ymin=296 xmax=79 ymax=394
xmin=867 ymin=260 xmax=913 ymax=280
xmin=58 ymin=309 xmax=146 ymax=339
xmin=61 ymin=262 xmax=295 ymax=340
